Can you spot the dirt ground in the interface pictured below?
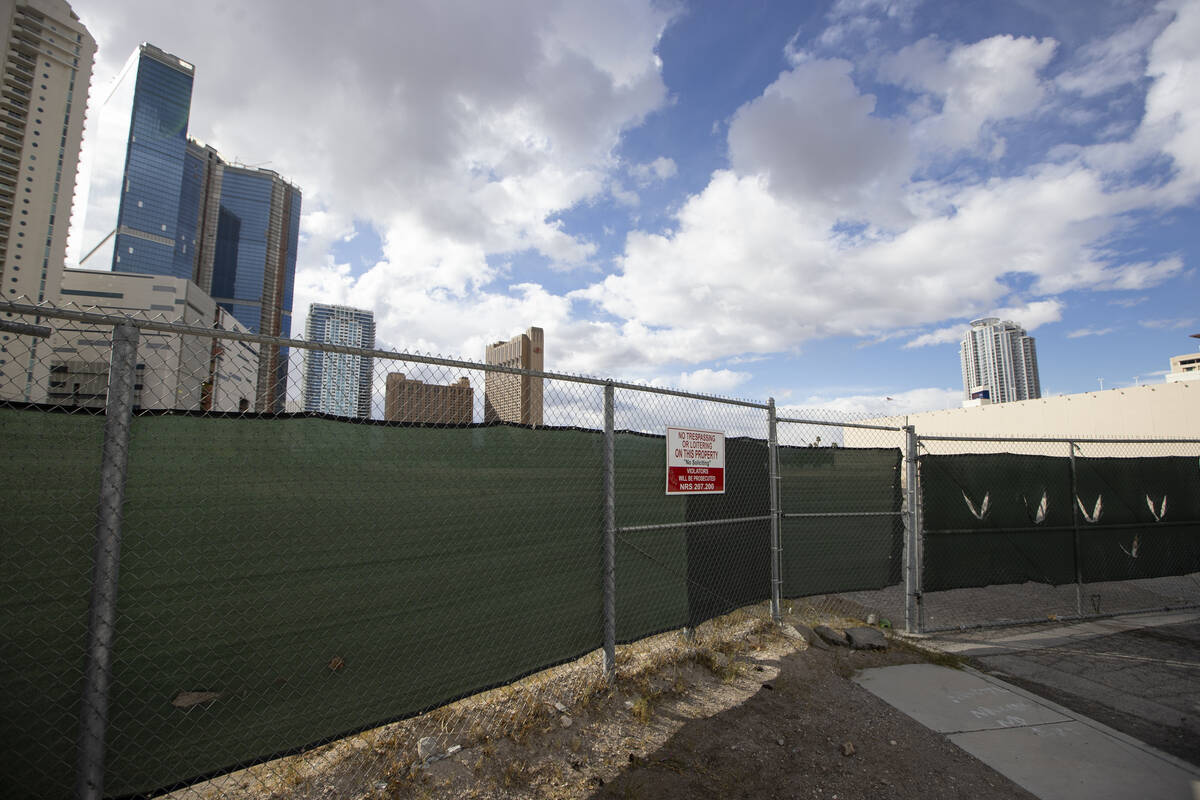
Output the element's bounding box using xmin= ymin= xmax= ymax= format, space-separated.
xmin=181 ymin=611 xmax=1040 ymax=800
xmin=366 ymin=617 xmax=1037 ymax=800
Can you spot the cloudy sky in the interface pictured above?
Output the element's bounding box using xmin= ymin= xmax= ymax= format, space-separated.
xmin=67 ymin=0 xmax=1199 ymax=415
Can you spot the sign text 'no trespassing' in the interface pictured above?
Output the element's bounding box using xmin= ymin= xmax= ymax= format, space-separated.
xmin=666 ymin=426 xmax=726 ymax=495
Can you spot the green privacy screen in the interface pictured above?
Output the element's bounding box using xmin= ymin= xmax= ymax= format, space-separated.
xmin=613 ymin=431 xmax=688 ymax=642
xmin=920 ymin=453 xmax=1200 ymax=591
xmin=685 ymin=438 xmax=771 ymax=625
xmin=3 ymin=407 xmax=907 ymax=798
xmin=920 ymin=453 xmax=1076 ymax=590
xmin=613 ymin=437 xmax=905 ymax=637
xmin=613 ymin=435 xmax=772 ymax=640
xmin=779 ymin=447 xmax=904 ymax=597
xmin=2 ymin=412 xmax=606 ymax=798
xmin=0 ymin=409 xmax=105 ymax=800
xmin=1074 ymin=456 xmax=1200 ymax=583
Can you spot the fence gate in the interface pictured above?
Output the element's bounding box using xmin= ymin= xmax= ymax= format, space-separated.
xmin=916 ymin=435 xmax=1200 ymax=632
xmin=772 ymin=415 xmax=911 ymax=627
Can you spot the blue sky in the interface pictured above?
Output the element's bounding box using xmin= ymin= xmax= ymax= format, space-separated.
xmin=70 ymin=0 xmax=1199 ymax=415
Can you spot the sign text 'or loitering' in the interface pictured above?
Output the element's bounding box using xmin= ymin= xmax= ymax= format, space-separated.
xmin=666 ymin=426 xmax=726 ymax=494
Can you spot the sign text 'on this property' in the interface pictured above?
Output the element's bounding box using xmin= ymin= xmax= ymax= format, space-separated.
xmin=666 ymin=427 xmax=726 ymax=495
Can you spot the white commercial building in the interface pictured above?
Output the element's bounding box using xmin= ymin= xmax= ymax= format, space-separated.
xmin=46 ymin=268 xmax=258 ymax=411
xmin=1165 ymin=352 xmax=1200 ymax=384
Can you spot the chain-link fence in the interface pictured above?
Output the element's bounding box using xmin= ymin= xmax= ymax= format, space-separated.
xmin=4 ymin=297 xmax=1198 ymax=798
xmin=914 ymin=435 xmax=1200 ymax=632
xmin=0 ymin=299 xmax=911 ymax=799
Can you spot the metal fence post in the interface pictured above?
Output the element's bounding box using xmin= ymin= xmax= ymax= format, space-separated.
xmin=767 ymin=398 xmax=782 ymax=623
xmin=1068 ymin=440 xmax=1083 ymax=617
xmin=75 ymin=322 xmax=139 ymax=800
xmin=602 ymin=381 xmax=616 ymax=680
xmin=903 ymin=425 xmax=922 ymax=633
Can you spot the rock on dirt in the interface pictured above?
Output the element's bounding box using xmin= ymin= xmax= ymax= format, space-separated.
xmin=790 ymin=623 xmax=831 ymax=650
xmin=846 ymin=626 xmax=888 ymax=650
xmin=814 ymin=624 xmax=850 ymax=647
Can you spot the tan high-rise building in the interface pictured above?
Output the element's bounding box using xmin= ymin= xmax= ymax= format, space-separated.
xmin=384 ymin=373 xmax=473 ymax=424
xmin=483 ymin=326 xmax=543 ymax=426
xmin=0 ymin=0 xmax=95 ymax=401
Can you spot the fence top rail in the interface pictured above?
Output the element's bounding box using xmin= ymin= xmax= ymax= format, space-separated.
xmin=0 ymin=300 xmax=769 ymax=410
xmin=776 ymin=415 xmax=904 ymax=432
xmin=918 ymin=434 xmax=1200 ymax=445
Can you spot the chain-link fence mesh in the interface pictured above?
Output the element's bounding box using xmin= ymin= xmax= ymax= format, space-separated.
xmin=775 ymin=416 xmax=908 ymax=628
xmin=6 ymin=298 xmax=1197 ymax=798
xmin=612 ymin=391 xmax=771 ymax=654
xmin=4 ymin=302 xmax=622 ymax=798
xmin=916 ymin=436 xmax=1200 ymax=632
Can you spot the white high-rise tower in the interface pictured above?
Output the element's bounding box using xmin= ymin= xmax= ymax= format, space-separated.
xmin=0 ymin=0 xmax=95 ymax=401
xmin=960 ymin=317 xmax=1041 ymax=404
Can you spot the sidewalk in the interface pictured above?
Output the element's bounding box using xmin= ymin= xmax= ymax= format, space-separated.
xmin=854 ymin=662 xmax=1200 ymax=800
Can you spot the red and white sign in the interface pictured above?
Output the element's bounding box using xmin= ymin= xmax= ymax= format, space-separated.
xmin=666 ymin=426 xmax=725 ymax=495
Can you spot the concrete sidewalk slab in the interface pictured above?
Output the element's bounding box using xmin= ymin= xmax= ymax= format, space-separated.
xmin=855 ymin=663 xmax=1200 ymax=800
xmin=951 ymin=721 xmax=1190 ymax=800
xmin=855 ymin=663 xmax=1070 ymax=732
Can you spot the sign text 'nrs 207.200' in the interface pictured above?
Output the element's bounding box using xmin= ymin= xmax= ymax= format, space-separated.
xmin=666 ymin=426 xmax=725 ymax=495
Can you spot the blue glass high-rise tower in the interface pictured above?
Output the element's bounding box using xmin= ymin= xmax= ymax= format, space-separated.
xmin=77 ymin=43 xmax=302 ymax=412
xmin=210 ymin=165 xmax=302 ymax=412
xmin=79 ymin=43 xmax=196 ymax=277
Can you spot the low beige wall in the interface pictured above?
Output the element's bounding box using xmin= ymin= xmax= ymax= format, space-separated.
xmin=846 ymin=381 xmax=1199 ymax=456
